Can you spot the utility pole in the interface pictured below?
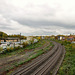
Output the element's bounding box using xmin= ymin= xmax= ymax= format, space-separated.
xmin=20 ymin=33 xmax=21 ymax=44
xmin=0 ymin=39 xmax=1 ymax=44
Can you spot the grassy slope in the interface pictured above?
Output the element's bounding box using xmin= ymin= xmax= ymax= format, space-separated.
xmin=55 ymin=40 xmax=75 ymax=75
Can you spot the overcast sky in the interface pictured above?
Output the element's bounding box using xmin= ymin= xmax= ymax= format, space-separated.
xmin=0 ymin=0 xmax=75 ymax=36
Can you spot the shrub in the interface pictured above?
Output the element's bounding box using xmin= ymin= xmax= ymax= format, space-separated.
xmin=10 ymin=47 xmax=14 ymax=51
xmin=22 ymin=42 xmax=28 ymax=47
xmin=15 ymin=46 xmax=20 ymax=50
xmin=7 ymin=47 xmax=14 ymax=52
xmin=7 ymin=47 xmax=10 ymax=52
xmin=0 ymin=47 xmax=3 ymax=52
xmin=30 ymin=38 xmax=34 ymax=44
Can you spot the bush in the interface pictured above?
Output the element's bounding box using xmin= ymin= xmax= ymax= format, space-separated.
xmin=22 ymin=42 xmax=28 ymax=47
xmin=7 ymin=47 xmax=14 ymax=52
xmin=0 ymin=47 xmax=3 ymax=52
xmin=15 ymin=46 xmax=20 ymax=50
xmin=7 ymin=47 xmax=10 ymax=52
xmin=10 ymin=47 xmax=14 ymax=51
xmin=30 ymin=38 xmax=34 ymax=44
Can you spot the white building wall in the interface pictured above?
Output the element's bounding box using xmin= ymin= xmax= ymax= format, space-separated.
xmin=60 ymin=36 xmax=63 ymax=40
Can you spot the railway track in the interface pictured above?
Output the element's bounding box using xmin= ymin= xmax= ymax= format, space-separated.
xmin=11 ymin=42 xmax=65 ymax=75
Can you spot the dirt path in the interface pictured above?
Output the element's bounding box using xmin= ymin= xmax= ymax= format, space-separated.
xmin=0 ymin=41 xmax=50 ymax=74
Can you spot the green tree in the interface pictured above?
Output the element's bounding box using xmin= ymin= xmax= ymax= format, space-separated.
xmin=0 ymin=31 xmax=8 ymax=38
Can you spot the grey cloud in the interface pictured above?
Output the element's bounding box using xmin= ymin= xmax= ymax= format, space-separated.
xmin=0 ymin=0 xmax=75 ymax=35
xmin=12 ymin=18 xmax=75 ymax=30
xmin=0 ymin=25 xmax=15 ymax=30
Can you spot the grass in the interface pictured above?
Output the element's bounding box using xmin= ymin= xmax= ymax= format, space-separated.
xmin=25 ymin=40 xmax=46 ymax=49
xmin=0 ymin=48 xmax=24 ymax=58
xmin=44 ymin=42 xmax=53 ymax=51
xmin=6 ymin=49 xmax=46 ymax=75
xmin=55 ymin=40 xmax=75 ymax=75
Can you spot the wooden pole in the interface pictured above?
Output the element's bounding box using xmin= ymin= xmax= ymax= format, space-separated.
xmin=0 ymin=39 xmax=1 ymax=44
xmin=20 ymin=33 xmax=21 ymax=44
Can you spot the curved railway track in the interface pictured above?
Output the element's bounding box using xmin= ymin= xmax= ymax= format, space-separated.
xmin=11 ymin=41 xmax=65 ymax=75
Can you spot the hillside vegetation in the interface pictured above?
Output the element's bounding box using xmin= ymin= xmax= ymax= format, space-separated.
xmin=56 ymin=40 xmax=75 ymax=75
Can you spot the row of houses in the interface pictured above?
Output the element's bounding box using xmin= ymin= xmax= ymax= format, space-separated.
xmin=55 ymin=35 xmax=75 ymax=42
xmin=0 ymin=35 xmax=74 ymax=44
xmin=0 ymin=36 xmax=34 ymax=45
xmin=0 ymin=37 xmax=20 ymax=43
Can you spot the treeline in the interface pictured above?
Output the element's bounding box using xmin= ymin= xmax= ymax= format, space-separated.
xmin=0 ymin=31 xmax=8 ymax=38
xmin=0 ymin=31 xmax=26 ymax=39
xmin=8 ymin=35 xmax=27 ymax=39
